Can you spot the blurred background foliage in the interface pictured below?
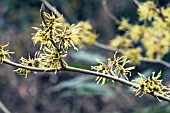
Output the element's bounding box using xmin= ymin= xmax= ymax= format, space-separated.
xmin=0 ymin=0 xmax=170 ymax=113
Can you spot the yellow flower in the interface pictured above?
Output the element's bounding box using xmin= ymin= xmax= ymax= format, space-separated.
xmin=133 ymin=71 xmax=170 ymax=101
xmin=110 ymin=35 xmax=132 ymax=49
xmin=128 ymin=25 xmax=145 ymax=41
xmin=142 ymin=27 xmax=170 ymax=58
xmin=42 ymin=12 xmax=65 ymax=28
xmin=124 ymin=47 xmax=142 ymax=64
xmin=91 ymin=59 xmax=112 ymax=85
xmin=116 ymin=57 xmax=135 ymax=80
xmin=118 ymin=18 xmax=130 ymax=30
xmin=56 ymin=23 xmax=81 ymax=52
xmin=43 ymin=47 xmax=67 ymax=73
xmin=32 ymin=27 xmax=57 ymax=50
xmin=161 ymin=7 xmax=170 ymax=24
xmin=92 ymin=52 xmax=135 ymax=84
xmin=76 ymin=21 xmax=98 ymax=47
xmin=112 ymin=52 xmax=126 ymax=68
xmin=14 ymin=51 xmax=46 ymax=78
xmin=0 ymin=43 xmax=14 ymax=64
xmin=32 ymin=12 xmax=81 ymax=52
xmin=91 ymin=59 xmax=110 ymax=74
xmin=138 ymin=1 xmax=159 ymax=21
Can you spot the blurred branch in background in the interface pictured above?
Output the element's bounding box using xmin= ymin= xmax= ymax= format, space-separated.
xmin=93 ymin=42 xmax=170 ymax=68
xmin=41 ymin=0 xmax=61 ymax=17
xmin=41 ymin=0 xmax=69 ymax=24
xmin=131 ymin=0 xmax=140 ymax=6
xmin=102 ymin=0 xmax=120 ymax=24
xmin=0 ymin=101 xmax=11 ymax=113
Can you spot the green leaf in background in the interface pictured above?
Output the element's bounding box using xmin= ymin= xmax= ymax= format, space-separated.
xmin=141 ymin=69 xmax=154 ymax=78
xmin=46 ymin=76 xmax=115 ymax=97
xmin=132 ymin=103 xmax=170 ymax=113
xmin=70 ymin=51 xmax=107 ymax=64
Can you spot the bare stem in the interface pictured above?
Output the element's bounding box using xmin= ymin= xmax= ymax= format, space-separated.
xmin=131 ymin=0 xmax=141 ymax=6
xmin=0 ymin=101 xmax=11 ymax=113
xmin=40 ymin=3 xmax=47 ymax=25
xmin=41 ymin=0 xmax=62 ymax=17
xmin=132 ymin=0 xmax=166 ymax=22
xmin=93 ymin=42 xmax=124 ymax=54
xmin=41 ymin=0 xmax=69 ymax=24
xmin=141 ymin=57 xmax=170 ymax=68
xmin=102 ymin=0 xmax=120 ymax=24
xmin=42 ymin=0 xmax=120 ymax=24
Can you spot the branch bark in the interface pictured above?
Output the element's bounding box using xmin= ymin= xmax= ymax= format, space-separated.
xmin=2 ymin=59 xmax=170 ymax=102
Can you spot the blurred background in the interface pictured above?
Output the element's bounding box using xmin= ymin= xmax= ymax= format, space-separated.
xmin=0 ymin=0 xmax=170 ymax=113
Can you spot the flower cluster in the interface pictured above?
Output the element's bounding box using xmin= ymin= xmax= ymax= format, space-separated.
xmin=15 ymin=5 xmax=98 ymax=77
xmin=91 ymin=52 xmax=135 ymax=85
xmin=109 ymin=0 xmax=170 ymax=63
xmin=142 ymin=27 xmax=170 ymax=58
xmin=15 ymin=10 xmax=81 ymax=77
xmin=91 ymin=59 xmax=111 ymax=85
xmin=14 ymin=52 xmax=46 ymax=78
xmin=124 ymin=47 xmax=142 ymax=64
xmin=76 ymin=21 xmax=98 ymax=47
xmin=0 ymin=43 xmax=14 ymax=64
xmin=110 ymin=35 xmax=132 ymax=49
xmin=32 ymin=12 xmax=81 ymax=52
xmin=138 ymin=1 xmax=158 ymax=21
xmin=133 ymin=71 xmax=170 ymax=101
xmin=42 ymin=47 xmax=67 ymax=71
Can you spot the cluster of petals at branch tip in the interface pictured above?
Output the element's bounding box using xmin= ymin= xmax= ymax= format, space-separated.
xmin=132 ymin=71 xmax=170 ymax=101
xmin=91 ymin=52 xmax=135 ymax=85
xmin=0 ymin=43 xmax=14 ymax=64
xmin=15 ymin=8 xmax=98 ymax=77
